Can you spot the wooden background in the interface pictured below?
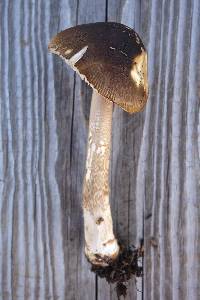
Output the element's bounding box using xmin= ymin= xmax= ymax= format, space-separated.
xmin=0 ymin=0 xmax=200 ymax=299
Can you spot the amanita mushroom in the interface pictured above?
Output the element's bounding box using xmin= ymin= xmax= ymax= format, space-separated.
xmin=48 ymin=22 xmax=148 ymax=267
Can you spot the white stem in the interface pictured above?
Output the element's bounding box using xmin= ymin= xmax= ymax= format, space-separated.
xmin=83 ymin=91 xmax=119 ymax=266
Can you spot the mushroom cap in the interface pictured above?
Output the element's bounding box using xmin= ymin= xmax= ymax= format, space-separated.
xmin=48 ymin=22 xmax=148 ymax=113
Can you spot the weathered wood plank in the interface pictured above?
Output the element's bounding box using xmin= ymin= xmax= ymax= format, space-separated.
xmin=0 ymin=0 xmax=199 ymax=300
xmin=142 ymin=0 xmax=200 ymax=300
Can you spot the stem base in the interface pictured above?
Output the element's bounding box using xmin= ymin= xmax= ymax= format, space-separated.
xmin=91 ymin=244 xmax=143 ymax=298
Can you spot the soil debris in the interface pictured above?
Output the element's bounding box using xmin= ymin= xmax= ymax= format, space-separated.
xmin=91 ymin=244 xmax=143 ymax=298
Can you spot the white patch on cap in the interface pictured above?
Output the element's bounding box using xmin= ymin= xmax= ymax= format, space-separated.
xmin=120 ymin=50 xmax=127 ymax=57
xmin=69 ymin=45 xmax=88 ymax=65
xmin=130 ymin=49 xmax=147 ymax=87
xmin=54 ymin=47 xmax=101 ymax=96
xmin=65 ymin=49 xmax=73 ymax=55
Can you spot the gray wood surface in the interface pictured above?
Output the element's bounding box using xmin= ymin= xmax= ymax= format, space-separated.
xmin=0 ymin=0 xmax=199 ymax=299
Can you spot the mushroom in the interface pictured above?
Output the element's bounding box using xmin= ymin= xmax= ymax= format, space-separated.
xmin=48 ymin=22 xmax=148 ymax=267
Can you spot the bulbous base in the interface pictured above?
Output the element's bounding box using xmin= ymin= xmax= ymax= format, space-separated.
xmin=85 ymin=238 xmax=120 ymax=266
xmin=90 ymin=244 xmax=143 ymax=298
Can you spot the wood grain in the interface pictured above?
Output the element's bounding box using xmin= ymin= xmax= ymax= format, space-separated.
xmin=0 ymin=0 xmax=199 ymax=299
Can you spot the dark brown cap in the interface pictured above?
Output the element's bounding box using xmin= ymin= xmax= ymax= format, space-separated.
xmin=48 ymin=22 xmax=148 ymax=113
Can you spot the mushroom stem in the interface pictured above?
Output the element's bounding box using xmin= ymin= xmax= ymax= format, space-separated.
xmin=83 ymin=91 xmax=119 ymax=266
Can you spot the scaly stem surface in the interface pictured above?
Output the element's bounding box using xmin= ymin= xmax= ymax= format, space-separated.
xmin=83 ymin=91 xmax=119 ymax=266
